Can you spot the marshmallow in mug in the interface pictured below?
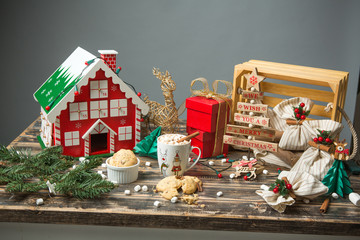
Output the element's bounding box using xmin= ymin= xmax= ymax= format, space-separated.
xmin=158 ymin=134 xmax=189 ymax=145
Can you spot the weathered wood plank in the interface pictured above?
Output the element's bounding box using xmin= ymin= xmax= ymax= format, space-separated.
xmin=1 ymin=117 xmax=359 ymax=236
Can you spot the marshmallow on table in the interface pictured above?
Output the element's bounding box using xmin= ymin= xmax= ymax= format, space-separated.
xmin=154 ymin=201 xmax=161 ymax=207
xmin=349 ymin=192 xmax=360 ymax=206
xmin=262 ymin=170 xmax=269 ymax=175
xmin=36 ymin=198 xmax=44 ymax=206
xmin=134 ymin=185 xmax=141 ymax=192
xmin=332 ymin=193 xmax=339 ymax=199
xmin=171 ymin=197 xmax=178 ymax=203
xmin=101 ymin=163 xmax=107 ymax=168
xmin=124 ymin=190 xmax=131 ymax=195
xmin=209 ymin=161 xmax=215 ymax=166
xmin=229 ymin=173 xmax=236 ymax=179
xmin=303 ymin=199 xmax=310 ymax=204
xmin=97 ymin=170 xmax=103 ymax=175
xmin=221 ymin=159 xmax=227 ymax=163
xmin=145 ymin=162 xmax=151 ymax=167
xmin=142 ymin=185 xmax=149 ymax=192
xmin=217 ymin=191 xmax=223 ymax=197
xmin=242 ymin=155 xmax=248 ymax=160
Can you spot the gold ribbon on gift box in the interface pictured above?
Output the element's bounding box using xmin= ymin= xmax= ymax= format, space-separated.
xmin=190 ymin=78 xmax=233 ymax=156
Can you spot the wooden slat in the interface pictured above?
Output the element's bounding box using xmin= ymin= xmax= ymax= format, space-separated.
xmin=260 ymin=82 xmax=334 ymax=103
xmin=248 ymin=60 xmax=348 ymax=77
xmin=241 ymin=62 xmax=341 ymax=94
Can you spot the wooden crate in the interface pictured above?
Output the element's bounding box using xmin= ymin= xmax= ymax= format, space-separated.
xmin=231 ymin=60 xmax=348 ymax=123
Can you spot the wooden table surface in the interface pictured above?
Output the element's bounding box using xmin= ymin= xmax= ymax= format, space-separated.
xmin=1 ymin=118 xmax=360 ymax=236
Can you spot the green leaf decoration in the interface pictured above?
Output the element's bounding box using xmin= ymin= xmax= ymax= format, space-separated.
xmin=322 ymin=159 xmax=353 ymax=197
xmin=133 ymin=127 xmax=162 ymax=159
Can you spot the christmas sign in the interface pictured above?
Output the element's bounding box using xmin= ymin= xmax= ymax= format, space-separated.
xmin=225 ymin=66 xmax=278 ymax=154
xmin=224 ymin=135 xmax=277 ymax=152
xmin=237 ymin=102 xmax=268 ymax=113
xmin=241 ymin=90 xmax=264 ymax=100
xmin=226 ymin=124 xmax=275 ymax=139
xmin=234 ymin=113 xmax=270 ymax=127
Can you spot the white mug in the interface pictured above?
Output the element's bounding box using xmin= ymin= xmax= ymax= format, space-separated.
xmin=157 ymin=134 xmax=201 ymax=177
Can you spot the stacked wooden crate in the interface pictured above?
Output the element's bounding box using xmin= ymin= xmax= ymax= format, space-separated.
xmin=231 ymin=60 xmax=348 ymax=123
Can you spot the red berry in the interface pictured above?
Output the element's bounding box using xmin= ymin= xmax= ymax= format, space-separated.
xmin=325 ymin=138 xmax=331 ymax=143
xmin=74 ymin=91 xmax=79 ymax=96
xmin=45 ymin=106 xmax=50 ymax=111
xmin=286 ymin=184 xmax=292 ymax=190
xmin=243 ymin=176 xmax=248 ymax=181
xmin=313 ymin=138 xmax=318 ymax=143
xmin=296 ymin=113 xmax=301 ymax=118
xmin=223 ymin=153 xmax=227 ymax=158
xmin=301 ymin=115 xmax=306 ymax=120
xmin=137 ymin=92 xmax=142 ymax=97
xmin=277 ymin=167 xmax=281 ymax=171
xmin=318 ymin=137 xmax=323 ymax=142
xmin=300 ymin=102 xmax=305 ymax=107
xmin=139 ymin=118 xmax=144 ymax=122
xmin=217 ymin=173 xmax=223 ymax=178
xmin=118 ymin=66 xmax=122 ymax=71
xmin=294 ymin=108 xmax=299 ymax=113
xmin=321 ymin=130 xmax=324 ymax=133
xmin=273 ymin=187 xmax=279 ymax=194
xmin=85 ymin=61 xmax=89 ymax=66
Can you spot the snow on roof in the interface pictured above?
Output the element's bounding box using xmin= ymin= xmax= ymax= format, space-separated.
xmin=34 ymin=47 xmax=149 ymax=123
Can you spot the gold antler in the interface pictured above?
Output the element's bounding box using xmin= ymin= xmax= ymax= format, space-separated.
xmin=153 ymin=67 xmax=172 ymax=82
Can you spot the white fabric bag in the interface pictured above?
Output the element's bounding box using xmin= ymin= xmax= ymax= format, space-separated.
xmin=291 ymin=120 xmax=343 ymax=180
xmin=252 ymin=108 xmax=301 ymax=168
xmin=273 ymin=97 xmax=314 ymax=150
xmin=256 ymin=170 xmax=328 ymax=213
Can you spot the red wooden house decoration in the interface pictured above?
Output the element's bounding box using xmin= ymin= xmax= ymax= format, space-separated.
xmin=34 ymin=47 xmax=149 ymax=157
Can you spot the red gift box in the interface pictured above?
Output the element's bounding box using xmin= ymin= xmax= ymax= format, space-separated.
xmin=186 ymin=96 xmax=231 ymax=158
xmin=187 ymin=126 xmax=229 ymax=158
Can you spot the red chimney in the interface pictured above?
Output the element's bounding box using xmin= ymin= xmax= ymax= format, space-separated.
xmin=98 ymin=50 xmax=118 ymax=71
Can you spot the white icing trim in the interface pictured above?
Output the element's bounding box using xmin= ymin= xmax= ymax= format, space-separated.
xmin=46 ymin=59 xmax=149 ymax=122
xmin=82 ymin=119 xmax=117 ymax=139
xmin=98 ymin=50 xmax=118 ymax=55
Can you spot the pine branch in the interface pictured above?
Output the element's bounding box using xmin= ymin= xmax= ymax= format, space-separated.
xmin=0 ymin=145 xmax=114 ymax=199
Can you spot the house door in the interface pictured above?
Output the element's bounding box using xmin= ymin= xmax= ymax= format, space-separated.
xmin=90 ymin=132 xmax=108 ymax=154
xmin=83 ymin=119 xmax=117 ymax=156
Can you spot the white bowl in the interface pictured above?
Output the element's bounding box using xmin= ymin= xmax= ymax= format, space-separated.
xmin=106 ymin=158 xmax=140 ymax=184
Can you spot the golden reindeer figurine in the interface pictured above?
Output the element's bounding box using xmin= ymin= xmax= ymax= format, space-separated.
xmin=144 ymin=68 xmax=179 ymax=133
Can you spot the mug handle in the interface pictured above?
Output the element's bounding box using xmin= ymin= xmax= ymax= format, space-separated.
xmin=185 ymin=146 xmax=202 ymax=172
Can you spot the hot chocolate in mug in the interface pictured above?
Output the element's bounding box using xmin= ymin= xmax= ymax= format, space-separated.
xmin=157 ymin=134 xmax=201 ymax=177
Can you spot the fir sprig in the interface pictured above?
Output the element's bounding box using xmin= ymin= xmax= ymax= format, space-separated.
xmin=269 ymin=179 xmax=290 ymax=197
xmin=313 ymin=129 xmax=333 ymax=145
xmin=293 ymin=102 xmax=310 ymax=121
xmin=0 ymin=146 xmax=115 ymax=198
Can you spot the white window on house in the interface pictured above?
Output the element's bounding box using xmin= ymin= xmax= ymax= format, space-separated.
xmin=90 ymin=100 xmax=108 ymax=119
xmin=64 ymin=131 xmax=80 ymax=147
xmin=90 ymin=80 xmax=108 ymax=99
xmin=69 ymin=102 xmax=88 ymax=121
xmin=118 ymin=126 xmax=132 ymax=141
xmin=110 ymin=99 xmax=127 ymax=117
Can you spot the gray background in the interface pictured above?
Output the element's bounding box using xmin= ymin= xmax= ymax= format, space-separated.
xmin=0 ymin=0 xmax=360 ymax=239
